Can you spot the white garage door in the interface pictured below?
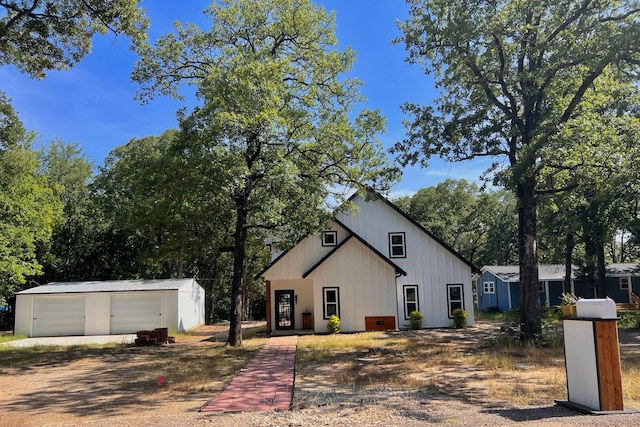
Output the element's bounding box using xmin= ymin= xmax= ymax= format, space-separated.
xmin=33 ymin=296 xmax=85 ymax=337
xmin=110 ymin=293 xmax=162 ymax=334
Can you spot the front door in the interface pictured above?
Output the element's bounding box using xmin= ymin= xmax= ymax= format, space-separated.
xmin=275 ymin=290 xmax=294 ymax=330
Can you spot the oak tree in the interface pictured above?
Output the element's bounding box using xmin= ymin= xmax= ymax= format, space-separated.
xmin=394 ymin=0 xmax=640 ymax=337
xmin=132 ymin=0 xmax=398 ymax=345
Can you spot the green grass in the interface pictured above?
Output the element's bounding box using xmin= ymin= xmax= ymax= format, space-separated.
xmin=0 ymin=334 xmax=26 ymax=344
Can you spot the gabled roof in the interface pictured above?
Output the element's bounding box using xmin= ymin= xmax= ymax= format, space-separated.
xmin=303 ymin=220 xmax=407 ymax=278
xmin=481 ymin=265 xmax=576 ymax=282
xmin=16 ymin=278 xmax=199 ymax=295
xmin=257 ymin=189 xmax=481 ymax=279
xmin=347 ymin=191 xmax=480 ymax=274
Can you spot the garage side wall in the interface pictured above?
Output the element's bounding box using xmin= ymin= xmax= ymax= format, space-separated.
xmin=14 ymin=295 xmax=31 ymax=336
xmin=176 ymin=283 xmax=205 ymax=331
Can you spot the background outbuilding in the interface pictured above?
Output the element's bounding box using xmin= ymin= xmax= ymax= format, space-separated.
xmin=14 ymin=279 xmax=204 ymax=337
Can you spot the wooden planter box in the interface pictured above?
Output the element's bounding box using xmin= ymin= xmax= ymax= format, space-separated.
xmin=301 ymin=313 xmax=312 ymax=329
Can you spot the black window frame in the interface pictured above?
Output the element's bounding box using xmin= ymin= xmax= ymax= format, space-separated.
xmin=322 ymin=231 xmax=338 ymax=247
xmin=403 ymin=285 xmax=419 ymax=319
xmin=447 ymin=283 xmax=464 ymax=318
xmin=389 ymin=232 xmax=406 ymax=258
xmin=322 ymin=287 xmax=340 ymax=319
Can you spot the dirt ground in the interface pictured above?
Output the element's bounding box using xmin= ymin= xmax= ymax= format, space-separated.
xmin=1 ymin=321 xmax=639 ymax=426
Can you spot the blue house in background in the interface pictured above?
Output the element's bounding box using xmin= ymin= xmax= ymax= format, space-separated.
xmin=476 ymin=263 xmax=640 ymax=313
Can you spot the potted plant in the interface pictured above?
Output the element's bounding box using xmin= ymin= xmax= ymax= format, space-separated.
xmin=560 ymin=292 xmax=578 ymax=318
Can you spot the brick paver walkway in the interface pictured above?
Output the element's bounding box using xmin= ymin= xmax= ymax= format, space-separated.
xmin=200 ymin=336 xmax=298 ymax=413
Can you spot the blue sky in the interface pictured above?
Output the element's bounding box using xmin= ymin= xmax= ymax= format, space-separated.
xmin=1 ymin=0 xmax=492 ymax=198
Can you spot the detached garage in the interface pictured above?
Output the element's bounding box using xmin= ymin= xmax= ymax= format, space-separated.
xmin=14 ymin=279 xmax=205 ymax=337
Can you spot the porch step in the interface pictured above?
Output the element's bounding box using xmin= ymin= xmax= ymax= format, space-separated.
xmin=616 ymin=303 xmax=639 ymax=311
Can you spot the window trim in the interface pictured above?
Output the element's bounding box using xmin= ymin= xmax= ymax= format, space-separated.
xmin=483 ymin=281 xmax=495 ymax=294
xmin=620 ymin=276 xmax=630 ymax=290
xmin=322 ymin=287 xmax=340 ymax=319
xmin=322 ymin=231 xmax=338 ymax=247
xmin=447 ymin=283 xmax=464 ymax=318
xmin=403 ymin=285 xmax=419 ymax=320
xmin=389 ymin=232 xmax=406 ymax=258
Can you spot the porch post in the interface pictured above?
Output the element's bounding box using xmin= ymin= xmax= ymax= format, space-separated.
xmin=265 ymin=280 xmax=271 ymax=334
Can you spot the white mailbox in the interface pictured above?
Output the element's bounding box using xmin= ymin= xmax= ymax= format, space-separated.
xmin=560 ymin=298 xmax=623 ymax=413
xmin=576 ymin=298 xmax=617 ymax=319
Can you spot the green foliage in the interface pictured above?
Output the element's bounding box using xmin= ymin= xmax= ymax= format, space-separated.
xmin=408 ymin=310 xmax=423 ymax=330
xmin=560 ymin=292 xmax=578 ymax=306
xmin=396 ymin=179 xmax=518 ymax=266
xmin=36 ymin=141 xmax=96 ymax=282
xmin=394 ymin=0 xmax=640 ymax=338
xmin=451 ymin=309 xmax=467 ymax=329
xmin=618 ymin=311 xmax=640 ymax=330
xmin=327 ymin=315 xmax=340 ymax=334
xmin=0 ymin=0 xmax=148 ymax=79
xmin=0 ymin=94 xmax=62 ymax=304
xmin=132 ymin=0 xmax=398 ymax=346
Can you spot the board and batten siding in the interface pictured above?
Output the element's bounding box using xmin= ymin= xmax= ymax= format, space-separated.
xmin=335 ymin=195 xmax=475 ymax=328
xmin=306 ymin=237 xmax=398 ymax=333
xmin=263 ymin=223 xmax=348 ymax=280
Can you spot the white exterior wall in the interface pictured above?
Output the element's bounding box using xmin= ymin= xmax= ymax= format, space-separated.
xmin=264 ymin=223 xmax=348 ymax=279
xmin=307 ymin=238 xmax=398 ymax=333
xmin=14 ymin=286 xmax=205 ymax=336
xmin=177 ymin=281 xmax=205 ymax=331
xmin=335 ymin=195 xmax=475 ymax=328
xmin=14 ymin=295 xmax=32 ymax=336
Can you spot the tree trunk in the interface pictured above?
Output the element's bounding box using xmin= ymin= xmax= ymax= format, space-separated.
xmin=228 ymin=202 xmax=248 ymax=347
xmin=175 ymin=258 xmax=184 ymax=278
xmin=518 ymin=176 xmax=541 ymax=339
xmin=596 ymin=229 xmax=607 ymax=297
xmin=564 ymin=232 xmax=574 ymax=294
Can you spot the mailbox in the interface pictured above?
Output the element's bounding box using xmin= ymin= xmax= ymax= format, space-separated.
xmin=576 ymin=298 xmax=617 ymax=319
xmin=559 ymin=298 xmax=624 ymax=413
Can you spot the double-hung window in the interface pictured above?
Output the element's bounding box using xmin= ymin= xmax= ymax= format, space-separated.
xmin=620 ymin=277 xmax=630 ymax=290
xmin=323 ymin=287 xmax=340 ymax=319
xmin=447 ymin=284 xmax=464 ymax=318
xmin=389 ymin=232 xmax=406 ymax=258
xmin=403 ymin=285 xmax=419 ymax=319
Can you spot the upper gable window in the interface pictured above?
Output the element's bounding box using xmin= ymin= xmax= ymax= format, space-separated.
xmin=389 ymin=232 xmax=406 ymax=258
xmin=322 ymin=231 xmax=337 ymax=247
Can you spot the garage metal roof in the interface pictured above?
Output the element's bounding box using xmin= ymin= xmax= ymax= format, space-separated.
xmin=16 ymin=278 xmax=198 ymax=295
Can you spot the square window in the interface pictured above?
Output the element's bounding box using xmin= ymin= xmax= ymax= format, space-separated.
xmin=483 ymin=281 xmax=495 ymax=294
xmin=539 ymin=282 xmax=545 ymax=293
xmin=389 ymin=232 xmax=406 ymax=258
xmin=322 ymin=231 xmax=337 ymax=247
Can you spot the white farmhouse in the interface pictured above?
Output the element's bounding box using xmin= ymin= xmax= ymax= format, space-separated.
xmin=258 ymin=192 xmax=478 ymax=334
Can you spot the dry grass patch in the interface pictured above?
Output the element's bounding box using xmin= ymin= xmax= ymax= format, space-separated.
xmin=0 ymin=337 xmax=267 ymax=394
xmin=296 ymin=325 xmax=637 ymax=409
